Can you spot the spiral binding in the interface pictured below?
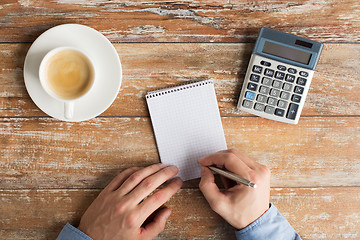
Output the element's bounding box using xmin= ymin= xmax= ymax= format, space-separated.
xmin=146 ymin=79 xmax=213 ymax=99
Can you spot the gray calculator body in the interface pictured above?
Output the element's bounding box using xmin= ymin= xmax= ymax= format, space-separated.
xmin=237 ymin=27 xmax=323 ymax=124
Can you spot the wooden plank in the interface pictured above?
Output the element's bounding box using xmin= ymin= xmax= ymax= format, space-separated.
xmin=0 ymin=43 xmax=359 ymax=117
xmin=271 ymin=187 xmax=360 ymax=240
xmin=1 ymin=0 xmax=359 ymax=43
xmin=0 ymin=117 xmax=359 ymax=189
xmin=0 ymin=187 xmax=359 ymax=239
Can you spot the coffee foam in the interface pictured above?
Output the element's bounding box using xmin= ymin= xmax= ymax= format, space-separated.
xmin=44 ymin=49 xmax=94 ymax=100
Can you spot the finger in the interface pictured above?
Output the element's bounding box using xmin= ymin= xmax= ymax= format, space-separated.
xmin=103 ymin=167 xmax=142 ymax=193
xmin=139 ymin=177 xmax=182 ymax=223
xmin=116 ymin=163 xmax=167 ymax=196
xmin=230 ymin=149 xmax=262 ymax=170
xmin=199 ymin=151 xmax=252 ymax=180
xmin=224 ymin=149 xmax=258 ymax=169
xmin=199 ymin=167 xmax=228 ymax=213
xmin=200 ymin=149 xmax=256 ymax=169
xmin=220 ymin=175 xmax=236 ymax=189
xmin=127 ymin=165 xmax=179 ymax=204
xmin=141 ymin=208 xmax=171 ymax=239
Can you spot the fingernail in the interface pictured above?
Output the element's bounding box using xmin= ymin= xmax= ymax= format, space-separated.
xmin=164 ymin=209 xmax=171 ymax=219
xmin=168 ymin=165 xmax=178 ymax=172
xmin=159 ymin=163 xmax=167 ymax=168
xmin=174 ymin=177 xmax=183 ymax=186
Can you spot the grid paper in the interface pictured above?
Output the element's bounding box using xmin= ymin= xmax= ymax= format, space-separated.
xmin=146 ymin=80 xmax=227 ymax=181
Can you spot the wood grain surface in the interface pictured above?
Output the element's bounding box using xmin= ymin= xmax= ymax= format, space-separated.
xmin=0 ymin=188 xmax=359 ymax=240
xmin=1 ymin=117 xmax=359 ymax=189
xmin=1 ymin=43 xmax=359 ymax=117
xmin=1 ymin=0 xmax=360 ymax=43
xmin=1 ymin=0 xmax=360 ymax=239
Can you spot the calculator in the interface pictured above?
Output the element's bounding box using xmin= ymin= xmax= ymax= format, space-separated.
xmin=237 ymin=27 xmax=323 ymax=124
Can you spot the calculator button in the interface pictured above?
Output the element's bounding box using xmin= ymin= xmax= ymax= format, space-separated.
xmin=245 ymin=91 xmax=256 ymax=100
xmin=285 ymin=74 xmax=295 ymax=83
xmin=264 ymin=68 xmax=275 ymax=77
xmin=280 ymin=91 xmax=290 ymax=100
xmin=250 ymin=74 xmax=260 ymax=82
xmin=288 ymin=68 xmax=297 ymax=74
xmin=260 ymin=60 xmax=271 ymax=67
xmin=264 ymin=106 xmax=275 ymax=114
xmin=254 ymin=103 xmax=265 ymax=112
xmin=242 ymin=100 xmax=253 ymax=108
xmin=267 ymin=97 xmax=277 ymax=106
xmin=291 ymin=94 xmax=301 ymax=103
xmin=299 ymin=71 xmax=309 ymax=77
xmin=262 ymin=77 xmax=272 ymax=86
xmin=252 ymin=65 xmax=263 ymax=74
xmin=247 ymin=82 xmax=258 ymax=91
xmin=269 ymin=89 xmax=280 ymax=98
xmin=277 ymin=65 xmax=287 ymax=71
xmin=294 ymin=86 xmax=304 ymax=94
xmin=259 ymin=86 xmax=270 ymax=95
xmin=275 ymin=71 xmax=285 ymax=80
xmin=257 ymin=94 xmax=267 ymax=103
xmin=272 ymin=80 xmax=282 ymax=89
xmin=275 ymin=108 xmax=285 ymax=117
xmin=282 ymin=83 xmax=293 ymax=91
xmin=297 ymin=77 xmax=307 ymax=86
xmin=286 ymin=103 xmax=299 ymax=120
xmin=277 ymin=100 xmax=288 ymax=109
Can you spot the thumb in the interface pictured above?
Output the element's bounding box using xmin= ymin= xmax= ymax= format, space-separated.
xmin=199 ymin=167 xmax=228 ymax=213
xmin=141 ymin=208 xmax=171 ymax=239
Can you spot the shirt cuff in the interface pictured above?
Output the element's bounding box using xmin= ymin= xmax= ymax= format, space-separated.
xmin=56 ymin=223 xmax=93 ymax=240
xmin=235 ymin=203 xmax=301 ymax=240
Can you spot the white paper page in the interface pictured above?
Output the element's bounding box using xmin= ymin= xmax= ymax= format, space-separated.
xmin=146 ymin=80 xmax=227 ymax=181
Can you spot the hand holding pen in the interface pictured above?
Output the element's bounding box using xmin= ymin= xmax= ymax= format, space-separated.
xmin=198 ymin=149 xmax=271 ymax=229
xmin=207 ymin=166 xmax=257 ymax=188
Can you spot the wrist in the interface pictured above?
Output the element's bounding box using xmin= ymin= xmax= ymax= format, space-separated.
xmin=77 ymin=221 xmax=93 ymax=239
xmin=236 ymin=203 xmax=271 ymax=230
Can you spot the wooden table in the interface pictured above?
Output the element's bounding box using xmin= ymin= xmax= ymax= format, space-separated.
xmin=1 ymin=1 xmax=359 ymax=239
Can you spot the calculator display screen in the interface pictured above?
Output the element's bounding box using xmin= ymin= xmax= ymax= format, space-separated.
xmin=262 ymin=41 xmax=312 ymax=65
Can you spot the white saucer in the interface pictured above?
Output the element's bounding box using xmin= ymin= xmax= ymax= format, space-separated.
xmin=24 ymin=24 xmax=122 ymax=122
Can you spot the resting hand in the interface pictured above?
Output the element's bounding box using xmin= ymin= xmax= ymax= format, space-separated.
xmin=78 ymin=164 xmax=183 ymax=240
xmin=198 ymin=149 xmax=270 ymax=229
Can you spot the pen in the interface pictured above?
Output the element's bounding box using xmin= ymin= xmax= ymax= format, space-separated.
xmin=207 ymin=166 xmax=257 ymax=188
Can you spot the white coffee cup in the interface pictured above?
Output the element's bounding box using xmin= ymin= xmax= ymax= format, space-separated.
xmin=39 ymin=47 xmax=95 ymax=120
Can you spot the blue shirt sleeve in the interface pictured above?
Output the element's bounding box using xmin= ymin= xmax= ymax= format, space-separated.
xmin=56 ymin=223 xmax=93 ymax=240
xmin=235 ymin=203 xmax=302 ymax=240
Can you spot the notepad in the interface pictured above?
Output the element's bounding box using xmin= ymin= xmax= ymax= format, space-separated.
xmin=146 ymin=80 xmax=227 ymax=181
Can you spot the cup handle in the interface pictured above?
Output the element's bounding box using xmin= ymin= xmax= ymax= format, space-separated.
xmin=64 ymin=102 xmax=74 ymax=120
